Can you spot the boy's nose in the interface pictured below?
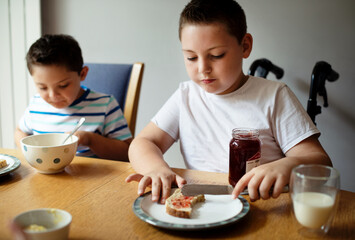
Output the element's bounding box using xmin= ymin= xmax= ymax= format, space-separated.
xmin=48 ymin=90 xmax=60 ymax=99
xmin=199 ymin=60 xmax=212 ymax=75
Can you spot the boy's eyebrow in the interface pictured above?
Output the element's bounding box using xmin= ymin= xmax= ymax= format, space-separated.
xmin=57 ymin=78 xmax=71 ymax=83
xmin=35 ymin=77 xmax=71 ymax=85
xmin=182 ymin=45 xmax=227 ymax=52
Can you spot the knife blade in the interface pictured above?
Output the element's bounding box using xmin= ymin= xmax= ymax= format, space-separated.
xmin=181 ymin=184 xmax=289 ymax=196
xmin=181 ymin=184 xmax=234 ymax=196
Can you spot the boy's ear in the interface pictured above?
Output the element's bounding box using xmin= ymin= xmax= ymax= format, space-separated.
xmin=242 ymin=33 xmax=253 ymax=59
xmin=80 ymin=66 xmax=89 ymax=81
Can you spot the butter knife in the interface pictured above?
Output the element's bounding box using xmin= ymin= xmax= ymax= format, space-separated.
xmin=181 ymin=184 xmax=234 ymax=196
xmin=181 ymin=184 xmax=289 ymax=196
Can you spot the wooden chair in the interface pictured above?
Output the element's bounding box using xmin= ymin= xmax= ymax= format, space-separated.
xmin=83 ymin=62 xmax=144 ymax=136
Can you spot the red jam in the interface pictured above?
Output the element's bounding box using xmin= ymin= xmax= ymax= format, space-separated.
xmin=229 ymin=128 xmax=261 ymax=187
xmin=171 ymin=196 xmax=193 ymax=208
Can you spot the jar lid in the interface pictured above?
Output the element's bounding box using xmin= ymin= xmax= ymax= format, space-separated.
xmin=232 ymin=128 xmax=259 ymax=139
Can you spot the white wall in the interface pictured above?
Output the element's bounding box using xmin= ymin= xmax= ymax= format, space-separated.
xmin=41 ymin=0 xmax=190 ymax=170
xmin=0 ymin=0 xmax=40 ymax=148
xmin=38 ymin=0 xmax=355 ymax=192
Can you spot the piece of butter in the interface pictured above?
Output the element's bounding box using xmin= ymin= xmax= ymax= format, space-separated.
xmin=25 ymin=224 xmax=47 ymax=232
xmin=47 ymin=209 xmax=63 ymax=224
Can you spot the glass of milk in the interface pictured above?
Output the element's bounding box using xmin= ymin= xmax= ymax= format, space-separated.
xmin=290 ymin=164 xmax=340 ymax=237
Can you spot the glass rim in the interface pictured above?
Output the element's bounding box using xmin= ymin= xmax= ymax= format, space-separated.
xmin=292 ymin=164 xmax=340 ymax=180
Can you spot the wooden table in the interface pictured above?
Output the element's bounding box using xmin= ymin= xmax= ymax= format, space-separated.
xmin=1 ymin=148 xmax=354 ymax=239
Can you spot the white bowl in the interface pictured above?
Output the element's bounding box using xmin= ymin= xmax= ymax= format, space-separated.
xmin=21 ymin=133 xmax=78 ymax=174
xmin=13 ymin=208 xmax=72 ymax=240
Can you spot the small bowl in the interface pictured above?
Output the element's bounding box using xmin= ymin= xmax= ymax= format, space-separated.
xmin=13 ymin=208 xmax=72 ymax=240
xmin=21 ymin=133 xmax=78 ymax=174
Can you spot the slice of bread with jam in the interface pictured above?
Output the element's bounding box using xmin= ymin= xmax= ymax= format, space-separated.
xmin=165 ymin=188 xmax=205 ymax=218
xmin=0 ymin=159 xmax=7 ymax=168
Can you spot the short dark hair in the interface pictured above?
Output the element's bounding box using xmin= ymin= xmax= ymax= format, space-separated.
xmin=179 ymin=0 xmax=247 ymax=44
xmin=26 ymin=34 xmax=83 ymax=75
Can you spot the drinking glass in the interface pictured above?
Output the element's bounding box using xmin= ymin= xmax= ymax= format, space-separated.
xmin=290 ymin=164 xmax=340 ymax=237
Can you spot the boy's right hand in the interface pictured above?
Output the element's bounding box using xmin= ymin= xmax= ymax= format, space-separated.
xmin=125 ymin=170 xmax=186 ymax=204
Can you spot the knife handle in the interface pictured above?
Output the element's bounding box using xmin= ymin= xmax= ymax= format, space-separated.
xmin=241 ymin=185 xmax=289 ymax=195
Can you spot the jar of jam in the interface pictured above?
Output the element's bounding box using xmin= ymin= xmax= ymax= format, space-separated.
xmin=229 ymin=128 xmax=261 ymax=187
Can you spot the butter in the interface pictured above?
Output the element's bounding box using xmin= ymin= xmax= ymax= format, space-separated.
xmin=47 ymin=208 xmax=63 ymax=224
xmin=25 ymin=224 xmax=47 ymax=232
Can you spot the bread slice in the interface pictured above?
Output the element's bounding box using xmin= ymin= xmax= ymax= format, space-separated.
xmin=165 ymin=188 xmax=205 ymax=218
xmin=0 ymin=159 xmax=7 ymax=169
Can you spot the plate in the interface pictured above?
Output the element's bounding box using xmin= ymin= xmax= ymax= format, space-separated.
xmin=133 ymin=190 xmax=249 ymax=230
xmin=0 ymin=154 xmax=21 ymax=177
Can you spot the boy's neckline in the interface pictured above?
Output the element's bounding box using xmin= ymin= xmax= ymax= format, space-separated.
xmin=70 ymin=87 xmax=90 ymax=106
xmin=205 ymin=75 xmax=250 ymax=98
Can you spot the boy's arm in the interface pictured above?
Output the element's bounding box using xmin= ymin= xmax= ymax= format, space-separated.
xmin=232 ymin=135 xmax=332 ymax=201
xmin=125 ymin=122 xmax=186 ymax=203
xmin=74 ymin=131 xmax=131 ymax=161
xmin=14 ymin=126 xmax=29 ymax=149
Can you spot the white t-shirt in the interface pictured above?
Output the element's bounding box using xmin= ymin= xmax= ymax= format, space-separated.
xmin=152 ymin=76 xmax=319 ymax=173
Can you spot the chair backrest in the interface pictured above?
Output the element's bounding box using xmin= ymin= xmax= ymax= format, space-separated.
xmin=83 ymin=62 xmax=144 ymax=136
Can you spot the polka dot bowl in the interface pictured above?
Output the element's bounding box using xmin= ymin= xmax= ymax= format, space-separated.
xmin=20 ymin=133 xmax=78 ymax=174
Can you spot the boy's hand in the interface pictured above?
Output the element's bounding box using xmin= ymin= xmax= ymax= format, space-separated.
xmin=231 ymin=136 xmax=331 ymax=201
xmin=8 ymin=220 xmax=28 ymax=240
xmin=232 ymin=159 xmax=290 ymax=201
xmin=73 ymin=131 xmax=130 ymax=161
xmin=125 ymin=170 xmax=186 ymax=204
xmin=73 ymin=131 xmax=92 ymax=146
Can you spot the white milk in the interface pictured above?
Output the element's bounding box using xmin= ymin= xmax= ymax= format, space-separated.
xmin=293 ymin=192 xmax=334 ymax=228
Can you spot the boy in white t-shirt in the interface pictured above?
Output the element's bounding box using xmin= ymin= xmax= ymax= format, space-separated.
xmin=126 ymin=0 xmax=332 ymax=202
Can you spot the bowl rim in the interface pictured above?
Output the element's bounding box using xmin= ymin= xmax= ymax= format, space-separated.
xmin=14 ymin=208 xmax=72 ymax=233
xmin=21 ymin=133 xmax=78 ymax=148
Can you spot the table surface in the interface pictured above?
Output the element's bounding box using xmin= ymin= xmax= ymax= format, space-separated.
xmin=1 ymin=148 xmax=354 ymax=240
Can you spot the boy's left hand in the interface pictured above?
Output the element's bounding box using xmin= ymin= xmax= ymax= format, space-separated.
xmin=73 ymin=131 xmax=91 ymax=146
xmin=72 ymin=131 xmax=130 ymax=161
xmin=232 ymin=159 xmax=291 ymax=201
xmin=232 ymin=136 xmax=331 ymax=201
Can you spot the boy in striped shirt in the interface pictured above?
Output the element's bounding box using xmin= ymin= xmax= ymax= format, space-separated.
xmin=15 ymin=34 xmax=132 ymax=161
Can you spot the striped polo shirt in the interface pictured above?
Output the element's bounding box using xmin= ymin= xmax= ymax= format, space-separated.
xmin=18 ymin=88 xmax=132 ymax=157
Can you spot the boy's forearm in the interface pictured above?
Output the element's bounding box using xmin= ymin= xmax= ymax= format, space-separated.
xmin=85 ymin=132 xmax=131 ymax=161
xmin=282 ymin=151 xmax=332 ymax=174
xmin=128 ymin=137 xmax=171 ymax=174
